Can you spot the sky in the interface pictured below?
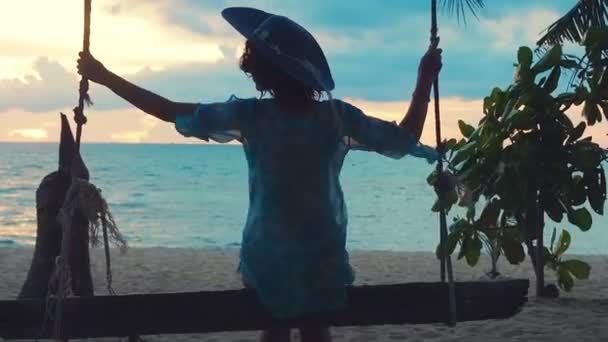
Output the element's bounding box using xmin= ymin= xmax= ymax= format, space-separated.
xmin=1 ymin=0 xmax=606 ymax=146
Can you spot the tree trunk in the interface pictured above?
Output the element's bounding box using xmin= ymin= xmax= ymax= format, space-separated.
xmin=535 ymin=198 xmax=545 ymax=297
xmin=18 ymin=114 xmax=93 ymax=298
xmin=67 ymin=212 xmax=94 ymax=296
xmin=18 ymin=172 xmax=70 ymax=298
xmin=520 ymin=193 xmax=547 ymax=297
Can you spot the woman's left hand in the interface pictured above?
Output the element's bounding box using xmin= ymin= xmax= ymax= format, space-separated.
xmin=418 ymin=37 xmax=443 ymax=86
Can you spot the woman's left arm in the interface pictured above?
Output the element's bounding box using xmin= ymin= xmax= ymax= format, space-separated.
xmin=399 ymin=78 xmax=433 ymax=141
xmin=399 ymin=39 xmax=442 ymax=142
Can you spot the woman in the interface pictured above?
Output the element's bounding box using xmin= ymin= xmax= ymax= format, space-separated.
xmin=77 ymin=7 xmax=442 ymax=342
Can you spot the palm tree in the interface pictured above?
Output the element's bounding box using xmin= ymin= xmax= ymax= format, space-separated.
xmin=537 ymin=0 xmax=608 ymax=49
xmin=533 ymin=0 xmax=608 ymax=296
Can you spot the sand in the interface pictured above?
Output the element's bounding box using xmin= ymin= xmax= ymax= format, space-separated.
xmin=1 ymin=247 xmax=607 ymax=341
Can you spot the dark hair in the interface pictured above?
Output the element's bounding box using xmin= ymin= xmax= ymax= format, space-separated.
xmin=239 ymin=40 xmax=322 ymax=107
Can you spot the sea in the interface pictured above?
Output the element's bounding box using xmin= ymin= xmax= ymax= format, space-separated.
xmin=0 ymin=142 xmax=606 ymax=255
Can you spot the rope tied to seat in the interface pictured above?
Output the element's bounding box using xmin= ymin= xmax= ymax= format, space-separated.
xmin=44 ymin=179 xmax=127 ymax=339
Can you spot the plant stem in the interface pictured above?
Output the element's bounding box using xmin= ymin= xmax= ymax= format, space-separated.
xmin=536 ymin=195 xmax=545 ymax=296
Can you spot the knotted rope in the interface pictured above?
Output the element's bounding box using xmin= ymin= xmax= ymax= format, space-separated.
xmin=73 ymin=0 xmax=92 ymax=151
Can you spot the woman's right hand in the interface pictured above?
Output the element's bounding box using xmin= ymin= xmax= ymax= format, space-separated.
xmin=77 ymin=52 xmax=110 ymax=84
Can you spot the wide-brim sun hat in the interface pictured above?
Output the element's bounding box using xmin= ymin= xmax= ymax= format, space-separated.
xmin=221 ymin=7 xmax=335 ymax=92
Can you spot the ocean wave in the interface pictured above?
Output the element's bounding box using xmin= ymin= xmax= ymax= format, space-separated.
xmin=113 ymin=202 xmax=147 ymax=209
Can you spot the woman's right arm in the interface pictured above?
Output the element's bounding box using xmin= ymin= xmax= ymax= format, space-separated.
xmin=77 ymin=52 xmax=196 ymax=123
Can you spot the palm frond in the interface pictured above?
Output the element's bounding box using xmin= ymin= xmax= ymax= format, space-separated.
xmin=536 ymin=0 xmax=608 ymax=50
xmin=440 ymin=0 xmax=485 ymax=25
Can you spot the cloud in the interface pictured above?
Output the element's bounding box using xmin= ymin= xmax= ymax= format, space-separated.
xmin=347 ymin=97 xmax=608 ymax=148
xmin=0 ymin=0 xmax=575 ymax=109
xmin=110 ymin=131 xmax=150 ymax=143
xmin=0 ymin=0 xmax=229 ymax=80
xmin=346 ymin=97 xmax=486 ymax=146
xmin=3 ymin=96 xmax=607 ymax=148
xmin=0 ymin=107 xmax=183 ymax=144
xmin=8 ymin=128 xmax=49 ymax=140
xmin=478 ymin=8 xmax=560 ymax=50
xmin=0 ymin=58 xmax=78 ymax=112
xmin=1 ymin=0 xmax=592 ymax=141
xmin=0 ymin=57 xmax=257 ymax=112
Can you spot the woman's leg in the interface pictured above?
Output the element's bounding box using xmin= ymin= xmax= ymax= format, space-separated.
xmin=300 ymin=327 xmax=331 ymax=342
xmin=242 ymin=278 xmax=291 ymax=342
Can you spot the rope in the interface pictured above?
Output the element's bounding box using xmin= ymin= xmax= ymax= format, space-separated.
xmin=74 ymin=0 xmax=92 ymax=152
xmin=40 ymin=180 xmax=128 ymax=339
xmin=431 ymin=0 xmax=457 ymax=326
xmin=40 ymin=2 xmax=143 ymax=340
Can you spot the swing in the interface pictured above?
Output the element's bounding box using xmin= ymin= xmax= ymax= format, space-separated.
xmin=0 ymin=1 xmax=529 ymax=340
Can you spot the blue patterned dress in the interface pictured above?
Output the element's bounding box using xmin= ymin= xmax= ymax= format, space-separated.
xmin=175 ymin=95 xmax=437 ymax=319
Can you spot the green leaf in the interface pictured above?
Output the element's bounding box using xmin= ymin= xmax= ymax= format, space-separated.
xmin=458 ymin=120 xmax=475 ymax=138
xmin=464 ymin=207 xmax=476 ymax=223
xmin=464 ymin=234 xmax=482 ymax=267
xmin=453 ymin=138 xmax=467 ymax=150
xmin=557 ymin=267 xmax=574 ymax=292
xmin=447 ymin=231 xmax=461 ymax=256
xmin=585 ymin=168 xmax=606 ymax=215
xmin=542 ymin=190 xmax=564 ymax=223
xmin=432 ymin=190 xmax=458 ymax=213
xmin=479 ymin=200 xmax=500 ymax=227
xmin=543 ymin=66 xmax=561 ymax=93
xmin=582 ymin=26 xmax=608 ymax=51
xmin=502 ymin=236 xmax=525 ymax=265
xmin=444 ymin=138 xmax=458 ymax=151
xmin=557 ymin=111 xmax=574 ymax=131
xmin=561 ymin=260 xmax=591 ymax=279
xmin=599 ymin=69 xmax=608 ymax=89
xmin=568 ymin=122 xmax=586 ymax=144
xmin=544 ymin=246 xmax=556 ymax=269
xmin=505 ymin=107 xmax=536 ymax=130
xmin=573 ymin=142 xmax=603 ymax=169
xmin=532 ymin=45 xmax=562 ymax=75
xmin=600 ymin=102 xmax=608 ymax=121
xmin=451 ymin=143 xmax=475 ymax=166
xmin=432 ymin=199 xmax=441 ymax=212
xmin=555 ymin=92 xmax=576 ymax=105
xmin=567 ymin=208 xmax=592 ymax=231
xmin=517 ymin=46 xmax=533 ymax=67
xmin=550 ymin=227 xmax=557 ymax=251
xmin=559 ymin=59 xmax=580 ymax=69
xmin=427 ymin=170 xmax=439 ymax=186
xmin=574 ymin=85 xmax=590 ymax=106
xmin=554 ymin=230 xmax=571 ymax=257
xmin=436 ymin=229 xmax=463 ymax=260
xmin=582 ymin=101 xmax=602 ymax=126
xmin=570 ymin=175 xmax=587 ymax=206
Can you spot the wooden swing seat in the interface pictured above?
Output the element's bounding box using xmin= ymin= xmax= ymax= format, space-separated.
xmin=0 ymin=279 xmax=528 ymax=339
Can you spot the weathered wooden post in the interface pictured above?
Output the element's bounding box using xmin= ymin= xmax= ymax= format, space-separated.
xmin=18 ymin=114 xmax=94 ymax=299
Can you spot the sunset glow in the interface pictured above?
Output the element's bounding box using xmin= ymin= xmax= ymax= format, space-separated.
xmin=8 ymin=128 xmax=49 ymax=140
xmin=1 ymin=1 xmax=605 ymax=146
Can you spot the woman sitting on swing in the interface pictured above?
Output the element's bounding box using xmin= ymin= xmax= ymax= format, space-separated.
xmin=77 ymin=7 xmax=442 ymax=342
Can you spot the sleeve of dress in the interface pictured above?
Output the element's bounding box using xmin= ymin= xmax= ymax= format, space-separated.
xmin=174 ymin=95 xmax=255 ymax=143
xmin=337 ymin=100 xmax=438 ymax=162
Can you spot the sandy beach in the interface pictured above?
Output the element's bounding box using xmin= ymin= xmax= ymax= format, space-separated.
xmin=1 ymin=247 xmax=607 ymax=341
